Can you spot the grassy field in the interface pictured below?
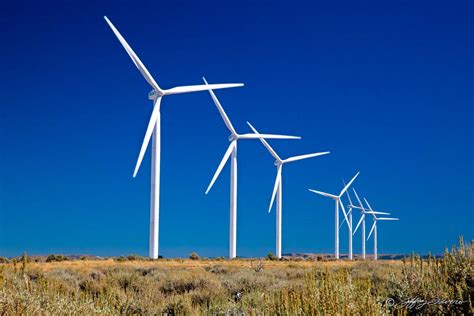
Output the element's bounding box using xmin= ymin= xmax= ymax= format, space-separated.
xmin=0 ymin=239 xmax=472 ymax=315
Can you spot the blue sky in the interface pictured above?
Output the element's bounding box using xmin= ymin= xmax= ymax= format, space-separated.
xmin=0 ymin=0 xmax=472 ymax=257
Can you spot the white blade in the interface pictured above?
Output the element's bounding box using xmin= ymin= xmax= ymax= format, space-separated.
xmin=353 ymin=213 xmax=365 ymax=235
xmin=339 ymin=207 xmax=352 ymax=229
xmin=339 ymin=171 xmax=360 ymax=197
xmin=238 ymin=133 xmax=300 ymax=140
xmin=367 ymin=221 xmax=377 ymax=240
xmin=104 ymin=16 xmax=161 ymax=92
xmin=133 ymin=97 xmax=161 ymax=177
xmin=283 ymin=151 xmax=330 ymax=164
xmin=246 ymin=122 xmax=281 ymax=161
xmin=349 ymin=205 xmax=367 ymax=211
xmin=339 ymin=199 xmax=350 ymax=230
xmin=378 ymin=217 xmax=399 ymax=221
xmin=164 ymin=83 xmax=243 ymax=95
xmin=205 ymin=141 xmax=236 ymax=194
xmin=308 ymin=189 xmax=338 ymax=200
xmin=352 ymin=188 xmax=365 ymax=211
xmin=202 ymin=77 xmax=236 ymax=135
xmin=268 ymin=165 xmax=282 ymax=213
xmin=363 ymin=197 xmax=374 ymax=211
xmin=343 ymin=182 xmax=353 ymax=205
xmin=365 ymin=211 xmax=391 ymax=215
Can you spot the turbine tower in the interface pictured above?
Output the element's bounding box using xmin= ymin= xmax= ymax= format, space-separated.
xmin=203 ymin=78 xmax=300 ymax=258
xmin=365 ymin=198 xmax=399 ymax=260
xmin=104 ymin=17 xmax=243 ymax=259
xmin=308 ymin=172 xmax=359 ymax=259
xmin=338 ymin=185 xmax=355 ymax=259
xmin=349 ymin=189 xmax=390 ymax=259
xmin=247 ymin=122 xmax=329 ymax=259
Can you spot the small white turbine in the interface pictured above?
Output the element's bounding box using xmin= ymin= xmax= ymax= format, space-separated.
xmin=349 ymin=189 xmax=390 ymax=259
xmin=247 ymin=122 xmax=329 ymax=259
xmin=308 ymin=172 xmax=360 ymax=259
xmin=203 ymin=78 xmax=300 ymax=259
xmin=365 ymin=198 xmax=399 ymax=260
xmin=104 ymin=17 xmax=243 ymax=259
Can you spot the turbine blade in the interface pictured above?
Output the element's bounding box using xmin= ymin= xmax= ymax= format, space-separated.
xmin=339 ymin=207 xmax=353 ymax=229
xmin=353 ymin=214 xmax=365 ymax=235
xmin=308 ymin=189 xmax=338 ymax=199
xmin=104 ymin=16 xmax=161 ymax=92
xmin=378 ymin=217 xmax=399 ymax=221
xmin=349 ymin=205 xmax=365 ymax=211
xmin=367 ymin=221 xmax=377 ymax=240
xmin=343 ymin=184 xmax=353 ymax=205
xmin=202 ymin=77 xmax=237 ymax=135
xmin=164 ymin=83 xmax=243 ymax=95
xmin=365 ymin=211 xmax=391 ymax=215
xmin=339 ymin=171 xmax=360 ymax=197
xmin=205 ymin=141 xmax=235 ymax=194
xmin=268 ymin=165 xmax=282 ymax=213
xmin=283 ymin=151 xmax=330 ymax=164
xmin=339 ymin=200 xmax=350 ymax=229
xmin=238 ymin=133 xmax=300 ymax=140
xmin=246 ymin=122 xmax=281 ymax=161
xmin=352 ymin=188 xmax=365 ymax=210
xmin=133 ymin=97 xmax=161 ymax=177
xmin=363 ymin=197 xmax=374 ymax=211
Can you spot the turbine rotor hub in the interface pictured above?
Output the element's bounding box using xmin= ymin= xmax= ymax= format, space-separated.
xmin=228 ymin=134 xmax=237 ymax=141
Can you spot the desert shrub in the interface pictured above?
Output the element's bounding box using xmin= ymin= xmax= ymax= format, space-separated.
xmin=46 ymin=254 xmax=67 ymax=262
xmin=127 ymin=254 xmax=143 ymax=261
xmin=251 ymin=260 xmax=264 ymax=272
xmin=0 ymin=257 xmax=9 ymax=264
xmin=264 ymin=268 xmax=382 ymax=314
xmin=386 ymin=237 xmax=473 ymax=314
xmin=189 ymin=252 xmax=200 ymax=260
xmin=266 ymin=252 xmax=277 ymax=261
xmin=205 ymin=265 xmax=228 ymax=274
xmin=159 ymin=271 xmax=220 ymax=295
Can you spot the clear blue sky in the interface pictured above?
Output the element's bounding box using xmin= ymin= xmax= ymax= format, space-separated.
xmin=0 ymin=0 xmax=472 ymax=257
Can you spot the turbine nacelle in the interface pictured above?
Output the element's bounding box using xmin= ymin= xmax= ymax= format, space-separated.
xmin=148 ymin=89 xmax=160 ymax=100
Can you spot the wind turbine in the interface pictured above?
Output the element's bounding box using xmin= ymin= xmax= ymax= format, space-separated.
xmin=104 ymin=17 xmax=243 ymax=259
xmin=308 ymin=172 xmax=360 ymax=259
xmin=247 ymin=122 xmax=329 ymax=259
xmin=203 ymin=78 xmax=300 ymax=259
xmin=349 ymin=189 xmax=390 ymax=259
xmin=365 ymin=198 xmax=399 ymax=260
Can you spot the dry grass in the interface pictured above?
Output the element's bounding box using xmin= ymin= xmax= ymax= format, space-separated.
xmin=26 ymin=257 xmax=402 ymax=273
xmin=0 ymin=239 xmax=472 ymax=315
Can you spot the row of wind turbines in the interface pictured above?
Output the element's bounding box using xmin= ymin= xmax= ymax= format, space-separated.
xmin=104 ymin=16 xmax=399 ymax=260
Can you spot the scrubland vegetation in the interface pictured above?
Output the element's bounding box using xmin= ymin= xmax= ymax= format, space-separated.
xmin=0 ymin=238 xmax=472 ymax=315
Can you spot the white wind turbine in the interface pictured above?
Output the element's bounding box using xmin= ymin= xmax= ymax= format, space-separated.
xmin=364 ymin=198 xmax=399 ymax=260
xmin=203 ymin=78 xmax=300 ymax=259
xmin=247 ymin=122 xmax=329 ymax=259
xmin=104 ymin=17 xmax=244 ymax=259
xmin=308 ymin=172 xmax=359 ymax=259
xmin=348 ymin=189 xmax=390 ymax=259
